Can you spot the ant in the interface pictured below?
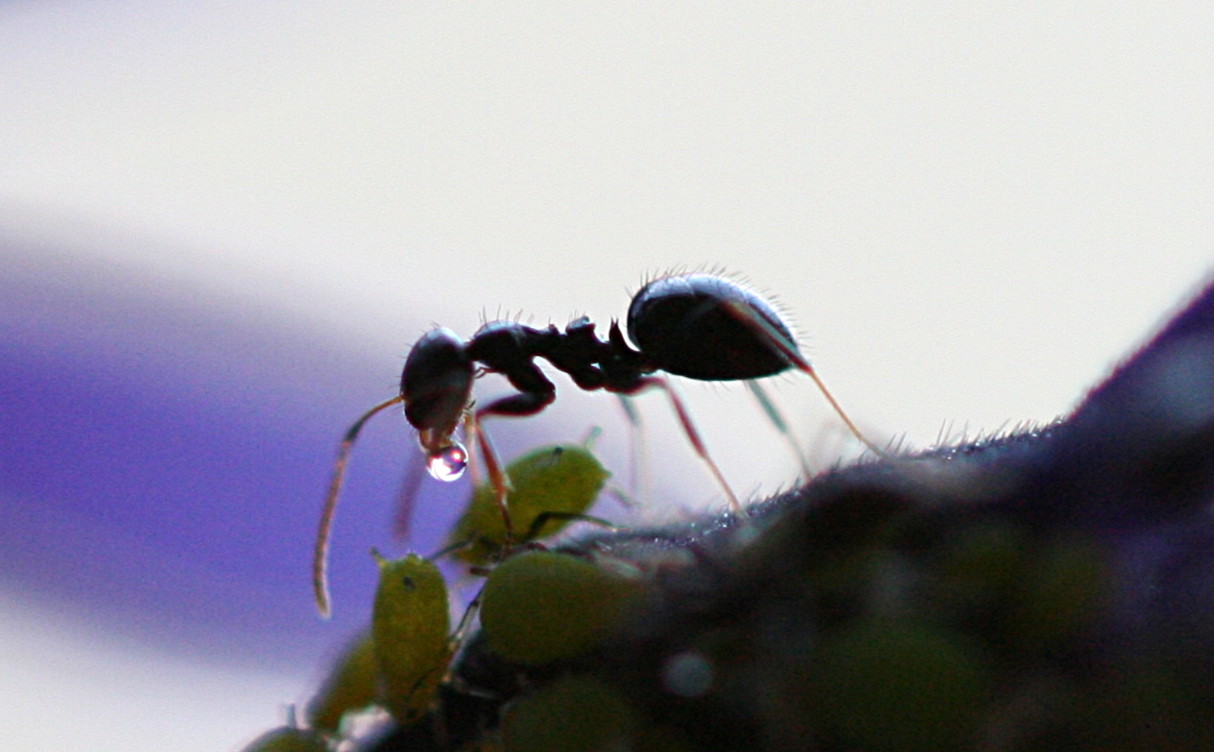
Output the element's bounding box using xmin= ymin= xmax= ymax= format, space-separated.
xmin=313 ymin=272 xmax=882 ymax=616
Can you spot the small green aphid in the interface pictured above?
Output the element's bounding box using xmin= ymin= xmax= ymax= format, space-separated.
xmin=479 ymin=549 xmax=643 ymax=665
xmin=446 ymin=441 xmax=613 ymax=566
xmin=371 ymin=551 xmax=452 ymax=725
xmin=810 ymin=619 xmax=990 ymax=752
xmin=305 ymin=630 xmax=378 ymax=735
xmin=501 ymin=674 xmax=639 ymax=752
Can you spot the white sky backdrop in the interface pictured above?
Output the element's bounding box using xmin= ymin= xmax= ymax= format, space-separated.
xmin=2 ymin=3 xmax=1212 ymax=750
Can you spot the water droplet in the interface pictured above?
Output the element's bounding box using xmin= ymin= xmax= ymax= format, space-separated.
xmin=426 ymin=442 xmax=468 ymax=482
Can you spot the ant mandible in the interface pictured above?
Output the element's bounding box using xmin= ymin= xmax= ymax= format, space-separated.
xmin=313 ymin=272 xmax=882 ymax=615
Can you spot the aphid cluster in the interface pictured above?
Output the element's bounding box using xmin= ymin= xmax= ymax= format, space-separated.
xmin=247 ymin=440 xmax=641 ymax=751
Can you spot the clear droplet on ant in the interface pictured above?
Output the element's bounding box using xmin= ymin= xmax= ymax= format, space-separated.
xmin=426 ymin=442 xmax=469 ymax=482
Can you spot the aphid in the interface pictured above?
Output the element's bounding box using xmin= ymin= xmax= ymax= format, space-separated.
xmin=500 ymin=674 xmax=642 ymax=752
xmin=370 ymin=551 xmax=452 ymax=726
xmin=301 ymin=551 xmax=647 ymax=746
xmin=313 ymin=272 xmax=878 ymax=615
xmin=305 ymin=630 xmax=378 ymax=735
xmin=302 ymin=555 xmax=452 ymax=739
xmin=443 ymin=440 xmax=614 ymax=567
xmin=477 ymin=550 xmax=645 ymax=666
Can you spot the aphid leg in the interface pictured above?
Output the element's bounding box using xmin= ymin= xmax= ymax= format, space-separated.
xmin=427 ymin=537 xmax=475 ymax=561
xmin=723 ymin=299 xmax=886 ymax=457
xmin=468 ymin=414 xmax=516 ymax=544
xmin=313 ymin=395 xmax=405 ymax=618
xmin=440 ymin=582 xmax=487 ymax=691
xmin=745 ymin=379 xmax=815 ymax=480
xmin=636 ymin=375 xmax=743 ymax=513
xmin=523 ymin=511 xmax=623 ymax=541
xmin=579 ymin=424 xmax=604 ymax=446
xmin=602 ymin=483 xmax=639 ymax=509
xmin=452 ymin=585 xmax=485 ymax=642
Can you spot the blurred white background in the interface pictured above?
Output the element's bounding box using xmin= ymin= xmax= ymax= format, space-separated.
xmin=2 ymin=3 xmax=1211 ymax=750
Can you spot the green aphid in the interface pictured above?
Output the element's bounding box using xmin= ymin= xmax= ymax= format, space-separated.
xmin=480 ymin=550 xmax=643 ymax=666
xmin=237 ymin=725 xmax=328 ymax=752
xmin=1011 ymin=534 xmax=1112 ymax=652
xmin=371 ymin=551 xmax=452 ymax=725
xmin=501 ymin=673 xmax=698 ymax=752
xmin=809 ymin=619 xmax=990 ymax=752
xmin=305 ymin=630 xmax=378 ymax=735
xmin=502 ymin=674 xmax=639 ymax=752
xmin=448 ymin=443 xmax=611 ymax=566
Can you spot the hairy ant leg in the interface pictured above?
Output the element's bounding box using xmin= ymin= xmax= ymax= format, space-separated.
xmin=466 ymin=371 xmax=562 ymax=544
xmin=630 ymin=375 xmax=743 ymax=513
xmin=465 ymin=413 xmax=514 ymax=542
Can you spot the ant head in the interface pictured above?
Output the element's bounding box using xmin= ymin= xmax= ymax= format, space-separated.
xmin=401 ymin=328 xmax=475 ymax=461
xmin=626 ymin=273 xmax=799 ymax=381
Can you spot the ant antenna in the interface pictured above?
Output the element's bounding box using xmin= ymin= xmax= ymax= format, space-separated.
xmin=313 ymin=395 xmax=405 ymax=617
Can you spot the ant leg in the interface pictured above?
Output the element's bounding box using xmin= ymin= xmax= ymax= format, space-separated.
xmin=745 ymin=379 xmax=815 ymax=480
xmin=615 ymin=395 xmax=650 ymax=506
xmin=723 ymin=300 xmax=886 ymax=457
xmin=470 ymin=387 xmax=558 ymax=549
xmin=313 ymin=395 xmax=404 ymax=618
xmin=458 ymin=410 xmax=484 ymax=487
xmin=636 ymin=376 xmax=743 ymax=513
xmin=467 ymin=413 xmax=516 ymax=545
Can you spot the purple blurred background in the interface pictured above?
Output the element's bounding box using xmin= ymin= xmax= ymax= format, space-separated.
xmin=0 ymin=233 xmax=530 ymax=670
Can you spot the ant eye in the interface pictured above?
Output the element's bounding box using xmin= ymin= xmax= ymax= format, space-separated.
xmin=426 ymin=442 xmax=469 ymax=482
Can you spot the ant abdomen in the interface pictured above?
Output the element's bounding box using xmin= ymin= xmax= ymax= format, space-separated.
xmin=627 ymin=274 xmax=798 ymax=381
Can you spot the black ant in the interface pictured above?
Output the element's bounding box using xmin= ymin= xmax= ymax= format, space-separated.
xmin=313 ymin=272 xmax=881 ymax=615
